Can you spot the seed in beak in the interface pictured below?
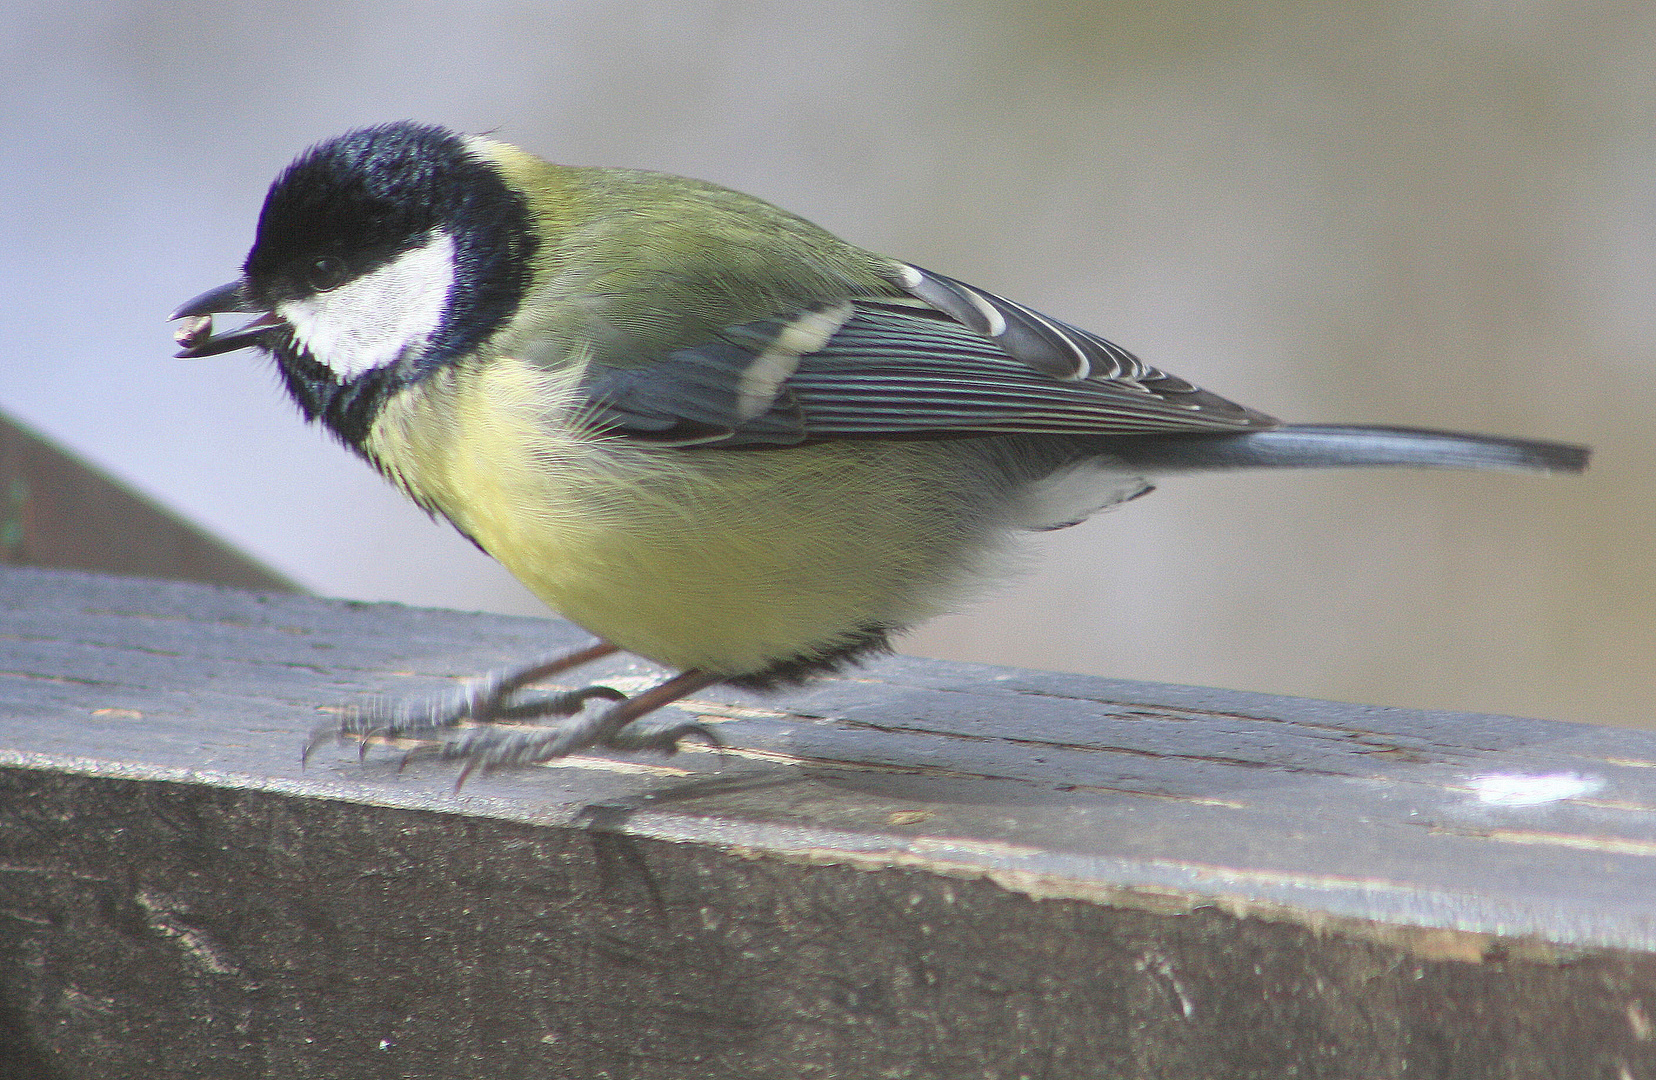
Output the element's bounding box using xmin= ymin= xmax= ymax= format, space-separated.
xmin=174 ymin=314 xmax=213 ymax=351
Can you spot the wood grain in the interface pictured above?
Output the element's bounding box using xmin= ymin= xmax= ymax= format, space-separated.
xmin=1 ymin=565 xmax=1651 ymax=1078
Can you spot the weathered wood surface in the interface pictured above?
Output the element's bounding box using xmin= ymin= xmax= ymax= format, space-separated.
xmin=1 ymin=565 xmax=1653 ymax=1079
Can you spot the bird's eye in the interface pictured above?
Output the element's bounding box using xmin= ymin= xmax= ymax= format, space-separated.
xmin=304 ymin=257 xmax=349 ymax=292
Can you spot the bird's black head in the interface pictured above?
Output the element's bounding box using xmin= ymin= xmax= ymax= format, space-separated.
xmin=248 ymin=122 xmax=466 ymax=306
xmin=173 ymin=121 xmax=538 ymax=445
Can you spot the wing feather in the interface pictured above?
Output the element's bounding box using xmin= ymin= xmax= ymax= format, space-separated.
xmin=580 ymin=276 xmax=1276 ymax=447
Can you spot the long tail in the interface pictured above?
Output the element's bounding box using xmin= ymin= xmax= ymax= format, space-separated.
xmin=1106 ymin=424 xmax=1590 ymax=474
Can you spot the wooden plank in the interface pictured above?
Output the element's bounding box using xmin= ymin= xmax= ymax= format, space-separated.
xmin=1 ymin=564 xmax=1653 ymax=1079
xmin=0 ymin=411 xmax=297 ymax=591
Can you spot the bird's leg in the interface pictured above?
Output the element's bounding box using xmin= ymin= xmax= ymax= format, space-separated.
xmin=305 ymin=641 xmax=625 ymax=760
xmin=436 ymin=669 xmax=726 ymax=784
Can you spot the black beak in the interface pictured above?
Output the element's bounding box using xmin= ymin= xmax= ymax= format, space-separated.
xmin=171 ymin=280 xmax=283 ymax=358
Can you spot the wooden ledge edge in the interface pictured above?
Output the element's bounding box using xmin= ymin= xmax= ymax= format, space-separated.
xmin=1 ymin=747 xmax=1627 ymax=968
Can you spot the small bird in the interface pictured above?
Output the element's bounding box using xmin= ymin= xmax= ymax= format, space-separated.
xmin=173 ymin=121 xmax=1589 ymax=778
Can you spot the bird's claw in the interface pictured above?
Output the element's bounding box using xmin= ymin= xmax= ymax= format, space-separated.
xmin=301 ymin=652 xmax=722 ymax=785
xmin=303 ymin=678 xmax=631 ymax=766
xmin=605 ymin=717 xmax=723 ymax=754
xmin=441 ymin=708 xmax=721 ymax=788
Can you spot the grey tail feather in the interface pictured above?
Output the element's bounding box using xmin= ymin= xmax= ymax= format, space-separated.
xmin=1104 ymin=424 xmax=1591 ymax=475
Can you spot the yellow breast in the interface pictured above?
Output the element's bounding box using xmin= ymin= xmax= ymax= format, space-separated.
xmin=360 ymin=356 xmax=996 ymax=675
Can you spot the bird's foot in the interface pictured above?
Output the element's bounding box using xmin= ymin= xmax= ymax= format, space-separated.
xmin=439 ymin=669 xmax=726 ymax=784
xmin=304 ymin=646 xmax=723 ymax=785
xmin=422 ymin=701 xmax=724 ymax=786
xmin=304 ymin=642 xmax=624 ymax=762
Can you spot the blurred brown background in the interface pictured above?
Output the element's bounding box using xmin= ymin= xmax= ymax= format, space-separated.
xmin=0 ymin=1 xmax=1648 ymax=726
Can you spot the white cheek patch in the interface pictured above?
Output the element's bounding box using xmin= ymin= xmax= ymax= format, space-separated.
xmin=280 ymin=230 xmax=457 ymax=380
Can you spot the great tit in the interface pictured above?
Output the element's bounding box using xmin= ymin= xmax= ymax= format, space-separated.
xmin=172 ymin=121 xmax=1589 ymax=777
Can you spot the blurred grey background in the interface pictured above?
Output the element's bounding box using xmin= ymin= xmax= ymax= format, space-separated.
xmin=1 ymin=1 xmax=1648 ymax=727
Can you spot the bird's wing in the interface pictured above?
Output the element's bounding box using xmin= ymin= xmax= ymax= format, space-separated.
xmin=579 ymin=265 xmax=1278 ymax=447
